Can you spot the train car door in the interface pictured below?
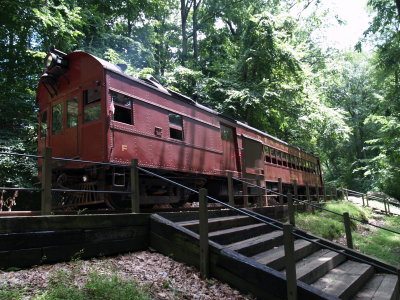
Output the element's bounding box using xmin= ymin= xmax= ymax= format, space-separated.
xmin=63 ymin=95 xmax=79 ymax=158
xmin=220 ymin=124 xmax=239 ymax=171
xmin=50 ymin=95 xmax=79 ymax=158
xmin=242 ymin=135 xmax=263 ymax=175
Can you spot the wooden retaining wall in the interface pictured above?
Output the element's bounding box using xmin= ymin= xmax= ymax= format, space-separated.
xmin=150 ymin=214 xmax=336 ymax=300
xmin=0 ymin=214 xmax=150 ymax=269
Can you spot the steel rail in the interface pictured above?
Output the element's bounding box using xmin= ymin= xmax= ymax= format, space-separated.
xmin=0 ymin=187 xmax=41 ymax=192
xmin=51 ymin=188 xmax=132 ymax=194
xmin=0 ymin=152 xmax=42 ymax=159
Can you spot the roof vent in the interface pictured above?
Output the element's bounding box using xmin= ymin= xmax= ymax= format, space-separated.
xmin=116 ymin=63 xmax=127 ymax=72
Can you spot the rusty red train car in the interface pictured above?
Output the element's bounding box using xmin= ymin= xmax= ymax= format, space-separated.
xmin=36 ymin=48 xmax=323 ymax=208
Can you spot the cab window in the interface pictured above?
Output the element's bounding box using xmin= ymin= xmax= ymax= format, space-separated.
xmin=52 ymin=103 xmax=63 ymax=134
xmin=84 ymin=86 xmax=101 ymax=122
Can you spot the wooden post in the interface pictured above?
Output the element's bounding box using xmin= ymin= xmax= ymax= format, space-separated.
xmin=256 ymin=177 xmax=263 ymax=207
xmin=199 ymin=188 xmax=209 ymax=278
xmin=316 ymin=185 xmax=320 ymax=203
xmin=334 ymin=185 xmax=337 ymax=200
xmin=293 ymin=180 xmax=298 ymax=201
xmin=366 ymin=195 xmax=369 ymax=207
xmin=387 ymin=197 xmax=391 ymax=214
xmin=227 ymin=172 xmax=234 ymax=206
xmin=306 ymin=184 xmax=313 ymax=214
xmin=41 ymin=147 xmax=52 ymax=215
xmin=278 ymin=178 xmax=283 ymax=204
xmin=287 ymin=193 xmax=295 ymax=227
xmin=343 ymin=212 xmax=353 ymax=249
xmin=242 ymin=182 xmax=248 ymax=208
xmin=344 ymin=189 xmax=349 ymax=201
xmin=383 ymin=197 xmax=388 ymax=214
xmin=323 ymin=185 xmax=327 ymax=202
xmin=362 ymin=194 xmax=365 ymax=206
xmin=283 ymin=223 xmax=297 ymax=300
xmin=131 ymin=159 xmax=140 ymax=213
xmin=330 ymin=185 xmax=334 ymax=201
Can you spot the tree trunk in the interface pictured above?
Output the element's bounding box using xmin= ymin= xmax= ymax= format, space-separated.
xmin=395 ymin=0 xmax=400 ymax=19
xmin=193 ymin=0 xmax=202 ymax=63
xmin=180 ymin=0 xmax=190 ymax=65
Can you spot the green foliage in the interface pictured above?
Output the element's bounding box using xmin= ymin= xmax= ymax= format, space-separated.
xmin=295 ymin=201 xmax=371 ymax=239
xmin=296 ymin=201 xmax=399 ymax=266
xmin=35 ymin=269 xmax=152 ymax=300
xmin=1 ymin=0 xmax=400 ymax=201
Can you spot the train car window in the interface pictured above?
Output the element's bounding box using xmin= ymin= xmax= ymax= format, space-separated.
xmin=277 ymin=151 xmax=282 ymax=166
xmin=67 ymin=97 xmax=78 ymax=128
xmin=270 ymin=148 xmax=277 ymax=164
xmin=169 ymin=113 xmax=183 ymax=140
xmin=288 ymin=155 xmax=293 ymax=168
xmin=84 ymin=87 xmax=101 ymax=122
xmin=52 ymin=103 xmax=63 ymax=134
xmin=111 ymin=92 xmax=133 ymax=125
xmin=282 ymin=153 xmax=288 ymax=167
xmin=220 ymin=126 xmax=232 ymax=141
xmin=84 ymin=86 xmax=101 ymax=104
xmin=264 ymin=146 xmax=271 ymax=163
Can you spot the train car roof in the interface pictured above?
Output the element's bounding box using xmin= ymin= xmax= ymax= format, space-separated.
xmin=85 ymin=51 xmax=318 ymax=159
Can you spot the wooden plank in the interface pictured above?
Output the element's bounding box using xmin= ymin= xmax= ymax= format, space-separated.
xmin=225 ymin=230 xmax=283 ymax=256
xmin=252 ymin=239 xmax=319 ymax=270
xmin=284 ymin=249 xmax=346 ymax=284
xmin=278 ymin=178 xmax=283 ymax=204
xmin=353 ymin=273 xmax=399 ymax=300
xmin=84 ymin=226 xmax=148 ymax=244
xmin=0 ymin=213 xmax=150 ymax=233
xmin=312 ymin=261 xmax=374 ymax=299
xmin=42 ymin=237 xmax=147 ymax=263
xmin=199 ymin=188 xmax=209 ymax=278
xmin=343 ymin=212 xmax=354 ymax=249
xmin=283 ymin=223 xmax=297 ymax=300
xmin=41 ymin=147 xmax=52 ymax=215
xmin=0 ymin=229 xmax=85 ymax=251
xmin=131 ymin=159 xmax=140 ymax=213
xmin=209 ymin=223 xmax=273 ymax=245
xmin=227 ymin=172 xmax=234 ymax=206
xmin=0 ymin=248 xmax=43 ymax=268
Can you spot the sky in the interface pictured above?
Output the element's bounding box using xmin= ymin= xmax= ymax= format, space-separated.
xmin=319 ymin=0 xmax=371 ymax=50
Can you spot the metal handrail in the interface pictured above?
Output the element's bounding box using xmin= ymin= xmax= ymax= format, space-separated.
xmin=342 ymin=187 xmax=399 ymax=205
xmin=0 ymin=151 xmax=397 ymax=274
xmin=136 ymin=166 xmax=397 ymax=275
xmin=232 ymin=177 xmax=400 ymax=235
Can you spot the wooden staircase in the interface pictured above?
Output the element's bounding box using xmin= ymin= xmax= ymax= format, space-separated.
xmin=150 ymin=210 xmax=399 ymax=300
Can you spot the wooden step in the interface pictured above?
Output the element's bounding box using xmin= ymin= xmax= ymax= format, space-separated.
xmin=352 ymin=273 xmax=399 ymax=300
xmin=224 ymin=230 xmax=284 ymax=256
xmin=177 ymin=215 xmax=256 ymax=233
xmin=251 ymin=238 xmax=320 ymax=270
xmin=311 ymin=260 xmax=374 ymax=299
xmin=283 ymin=249 xmax=346 ymax=284
xmin=209 ymin=223 xmax=274 ymax=245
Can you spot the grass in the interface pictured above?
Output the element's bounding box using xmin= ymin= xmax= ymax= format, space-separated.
xmin=1 ymin=268 xmax=153 ymax=300
xmin=295 ymin=201 xmax=400 ymax=267
xmin=295 ymin=201 xmax=371 ymax=240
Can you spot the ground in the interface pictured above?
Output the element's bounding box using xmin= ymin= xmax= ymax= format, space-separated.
xmin=0 ymin=251 xmax=254 ymax=299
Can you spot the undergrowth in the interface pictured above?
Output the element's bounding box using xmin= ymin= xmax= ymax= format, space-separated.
xmin=35 ymin=269 xmax=152 ymax=300
xmin=1 ymin=267 xmax=153 ymax=300
xmin=295 ymin=201 xmax=400 ymax=267
xmin=295 ymin=201 xmax=370 ymax=240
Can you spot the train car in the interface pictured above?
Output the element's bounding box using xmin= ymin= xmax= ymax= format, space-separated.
xmin=36 ymin=47 xmax=323 ymax=208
